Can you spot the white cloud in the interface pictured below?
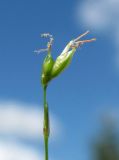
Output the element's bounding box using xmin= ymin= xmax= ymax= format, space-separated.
xmin=0 ymin=140 xmax=42 ymax=160
xmin=0 ymin=101 xmax=61 ymax=160
xmin=76 ymin=0 xmax=119 ymax=69
xmin=77 ymin=0 xmax=119 ymax=32
xmin=0 ymin=101 xmax=61 ymax=141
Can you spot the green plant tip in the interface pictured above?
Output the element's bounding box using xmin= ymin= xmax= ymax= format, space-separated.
xmin=37 ymin=31 xmax=96 ymax=87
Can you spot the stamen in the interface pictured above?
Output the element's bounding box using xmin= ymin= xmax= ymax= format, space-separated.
xmin=74 ymin=30 xmax=90 ymax=42
xmin=34 ymin=33 xmax=54 ymax=54
xmin=71 ymin=38 xmax=96 ymax=48
xmin=34 ymin=48 xmax=48 ymax=54
xmin=41 ymin=33 xmax=53 ymax=38
xmin=41 ymin=33 xmax=54 ymax=49
xmin=76 ymin=38 xmax=96 ymax=44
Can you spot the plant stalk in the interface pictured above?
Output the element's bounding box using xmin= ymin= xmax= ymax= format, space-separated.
xmin=43 ymin=85 xmax=49 ymax=160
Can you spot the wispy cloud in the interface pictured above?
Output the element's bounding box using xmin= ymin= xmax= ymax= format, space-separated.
xmin=0 ymin=101 xmax=61 ymax=160
xmin=77 ymin=0 xmax=119 ymax=32
xmin=76 ymin=0 xmax=119 ymax=69
xmin=0 ymin=140 xmax=42 ymax=160
xmin=0 ymin=101 xmax=62 ymax=141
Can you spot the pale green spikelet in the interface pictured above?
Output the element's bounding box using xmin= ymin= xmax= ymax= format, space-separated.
xmin=36 ymin=31 xmax=96 ymax=87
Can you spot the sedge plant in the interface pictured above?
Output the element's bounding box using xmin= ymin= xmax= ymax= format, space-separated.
xmin=35 ymin=31 xmax=96 ymax=160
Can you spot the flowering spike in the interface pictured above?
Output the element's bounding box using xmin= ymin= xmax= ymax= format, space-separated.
xmin=36 ymin=31 xmax=96 ymax=87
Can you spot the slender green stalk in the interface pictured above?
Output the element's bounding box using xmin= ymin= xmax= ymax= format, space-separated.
xmin=43 ymin=85 xmax=49 ymax=160
xmin=44 ymin=137 xmax=48 ymax=160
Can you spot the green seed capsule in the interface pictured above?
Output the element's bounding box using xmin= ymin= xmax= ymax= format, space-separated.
xmin=39 ymin=31 xmax=96 ymax=86
xmin=51 ymin=47 xmax=76 ymax=79
xmin=41 ymin=51 xmax=54 ymax=87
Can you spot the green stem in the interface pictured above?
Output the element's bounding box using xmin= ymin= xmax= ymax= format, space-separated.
xmin=44 ymin=137 xmax=48 ymax=160
xmin=43 ymin=85 xmax=49 ymax=160
xmin=43 ymin=86 xmax=47 ymax=107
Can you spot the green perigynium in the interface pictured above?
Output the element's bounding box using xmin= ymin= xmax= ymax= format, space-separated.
xmin=35 ymin=31 xmax=96 ymax=160
xmin=51 ymin=45 xmax=76 ymax=79
xmin=41 ymin=50 xmax=54 ymax=87
xmin=41 ymin=42 xmax=76 ymax=87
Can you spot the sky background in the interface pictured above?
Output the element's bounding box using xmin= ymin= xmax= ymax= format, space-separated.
xmin=0 ymin=0 xmax=119 ymax=160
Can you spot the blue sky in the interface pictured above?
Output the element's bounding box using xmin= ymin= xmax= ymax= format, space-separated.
xmin=0 ymin=0 xmax=119 ymax=160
